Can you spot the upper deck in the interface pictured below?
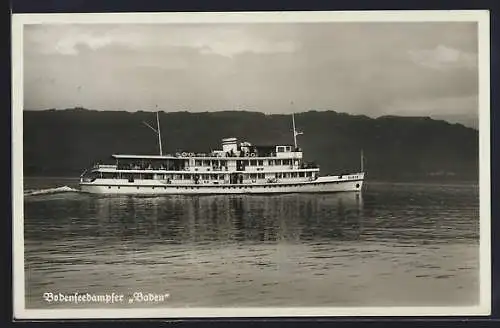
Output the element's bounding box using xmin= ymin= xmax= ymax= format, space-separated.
xmin=85 ymin=138 xmax=319 ymax=175
xmin=111 ymin=138 xmax=304 ymax=161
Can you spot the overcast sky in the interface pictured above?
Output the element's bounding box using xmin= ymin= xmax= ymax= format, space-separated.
xmin=24 ymin=22 xmax=479 ymax=128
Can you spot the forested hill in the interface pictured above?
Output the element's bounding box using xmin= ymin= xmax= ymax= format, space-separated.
xmin=23 ymin=108 xmax=479 ymax=181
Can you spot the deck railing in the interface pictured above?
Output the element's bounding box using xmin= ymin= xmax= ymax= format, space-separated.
xmin=92 ymin=164 xmax=117 ymax=170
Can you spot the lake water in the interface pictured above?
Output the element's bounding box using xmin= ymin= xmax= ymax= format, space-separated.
xmin=22 ymin=178 xmax=480 ymax=308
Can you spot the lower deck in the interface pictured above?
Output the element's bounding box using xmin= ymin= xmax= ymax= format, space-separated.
xmin=82 ymin=169 xmax=321 ymax=185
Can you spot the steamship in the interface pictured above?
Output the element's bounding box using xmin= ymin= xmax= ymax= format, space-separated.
xmin=79 ymin=112 xmax=365 ymax=194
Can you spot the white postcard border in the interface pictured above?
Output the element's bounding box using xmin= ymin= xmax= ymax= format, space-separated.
xmin=12 ymin=10 xmax=491 ymax=319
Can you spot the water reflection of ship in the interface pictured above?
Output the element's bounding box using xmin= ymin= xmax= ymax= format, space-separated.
xmin=94 ymin=196 xmax=163 ymax=239
xmin=93 ymin=192 xmax=364 ymax=243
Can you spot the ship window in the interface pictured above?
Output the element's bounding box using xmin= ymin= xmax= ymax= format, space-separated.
xmin=292 ymin=172 xmax=298 ymax=178
xmin=299 ymin=172 xmax=305 ymax=177
xmin=108 ymin=186 xmax=111 ymax=189
xmin=286 ymin=146 xmax=292 ymax=152
xmin=203 ymin=160 xmax=210 ymax=166
xmin=268 ymin=160 xmax=274 ymax=166
xmin=306 ymin=172 xmax=312 ymax=177
xmin=277 ymin=146 xmax=285 ymax=152
xmin=274 ymin=160 xmax=281 ymax=165
xmin=250 ymin=160 xmax=257 ymax=166
xmin=283 ymin=159 xmax=291 ymax=165
xmin=250 ymin=173 xmax=257 ymax=179
xmin=243 ymin=160 xmax=249 ymax=166
xmin=258 ymin=173 xmax=265 ymax=179
xmin=258 ymin=160 xmax=264 ymax=166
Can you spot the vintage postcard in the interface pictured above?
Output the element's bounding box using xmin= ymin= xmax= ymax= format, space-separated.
xmin=12 ymin=10 xmax=491 ymax=319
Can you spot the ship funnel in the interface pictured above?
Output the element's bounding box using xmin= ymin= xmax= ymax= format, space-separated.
xmin=222 ymin=137 xmax=238 ymax=153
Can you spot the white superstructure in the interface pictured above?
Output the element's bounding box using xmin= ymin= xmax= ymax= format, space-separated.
xmin=79 ymin=113 xmax=365 ymax=195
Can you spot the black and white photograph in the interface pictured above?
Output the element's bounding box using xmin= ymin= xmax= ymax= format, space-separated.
xmin=12 ymin=11 xmax=491 ymax=319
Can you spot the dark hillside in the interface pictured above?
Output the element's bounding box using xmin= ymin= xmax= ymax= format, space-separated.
xmin=23 ymin=108 xmax=479 ymax=181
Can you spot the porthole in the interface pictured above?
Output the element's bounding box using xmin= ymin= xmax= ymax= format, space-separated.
xmin=356 ymin=183 xmax=360 ymax=188
xmin=108 ymin=186 xmax=111 ymax=189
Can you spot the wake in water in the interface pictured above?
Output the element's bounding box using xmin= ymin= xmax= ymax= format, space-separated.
xmin=24 ymin=186 xmax=81 ymax=197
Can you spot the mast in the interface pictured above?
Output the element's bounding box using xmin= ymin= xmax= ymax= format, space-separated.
xmin=291 ymin=112 xmax=303 ymax=150
xmin=156 ymin=111 xmax=163 ymax=156
xmin=292 ymin=113 xmax=297 ymax=149
xmin=360 ymin=149 xmax=364 ymax=172
xmin=142 ymin=108 xmax=163 ymax=156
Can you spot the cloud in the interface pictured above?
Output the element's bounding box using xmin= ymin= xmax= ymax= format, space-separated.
xmin=202 ymin=39 xmax=298 ymax=57
xmin=408 ymin=44 xmax=477 ymax=70
xmin=25 ymin=24 xmax=301 ymax=58
xmin=23 ymin=22 xmax=480 ymax=128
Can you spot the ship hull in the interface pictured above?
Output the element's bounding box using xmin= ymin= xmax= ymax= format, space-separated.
xmin=79 ymin=175 xmax=364 ymax=195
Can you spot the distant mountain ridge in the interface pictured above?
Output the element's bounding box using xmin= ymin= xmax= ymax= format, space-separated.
xmin=23 ymin=108 xmax=479 ymax=181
